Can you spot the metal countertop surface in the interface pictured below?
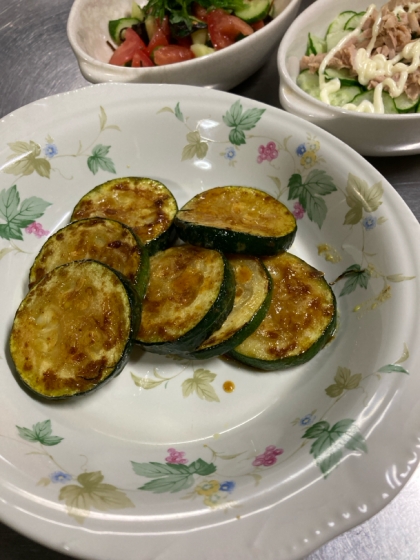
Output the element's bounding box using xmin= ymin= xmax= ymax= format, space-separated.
xmin=1 ymin=0 xmax=420 ymax=558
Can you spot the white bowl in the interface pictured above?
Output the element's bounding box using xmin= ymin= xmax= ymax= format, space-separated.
xmin=277 ymin=0 xmax=420 ymax=156
xmin=67 ymin=0 xmax=302 ymax=90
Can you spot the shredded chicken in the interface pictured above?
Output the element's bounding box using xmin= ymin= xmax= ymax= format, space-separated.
xmin=300 ymin=0 xmax=420 ymax=101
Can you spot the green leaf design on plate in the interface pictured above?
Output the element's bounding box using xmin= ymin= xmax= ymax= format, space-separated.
xmin=182 ymin=131 xmax=208 ymax=160
xmin=344 ymin=174 xmax=383 ymax=225
xmin=0 ymin=185 xmax=51 ymax=241
xmin=338 ymin=264 xmax=371 ymax=296
xmin=16 ymin=419 xmax=63 ymax=446
xmin=303 ymin=419 xmax=367 ymax=477
xmin=287 ymin=170 xmax=337 ymax=228
xmin=3 ymin=141 xmax=51 ymax=178
xmin=222 ymin=100 xmax=265 ymax=146
xmin=87 ymin=144 xmax=116 ymax=175
xmin=325 ymin=366 xmax=362 ymax=398
xmin=174 ymin=102 xmax=184 ymax=122
xmin=59 ymin=471 xmax=134 ymax=523
xmin=182 ymin=368 xmax=220 ymax=402
xmin=132 ymin=459 xmax=216 ymax=494
xmin=378 ymin=364 xmax=409 ymax=374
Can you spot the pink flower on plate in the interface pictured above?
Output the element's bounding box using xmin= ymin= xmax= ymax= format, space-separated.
xmin=165 ymin=448 xmax=188 ymax=464
xmin=25 ymin=222 xmax=50 ymax=238
xmin=257 ymin=141 xmax=279 ymax=163
xmin=252 ymin=445 xmax=284 ymax=467
xmin=292 ymin=201 xmax=305 ymax=220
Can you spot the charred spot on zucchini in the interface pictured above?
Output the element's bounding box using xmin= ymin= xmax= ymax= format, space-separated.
xmin=9 ymin=260 xmax=140 ymax=399
xmin=174 ymin=186 xmax=297 ymax=256
xmin=71 ymin=177 xmax=178 ymax=255
xmin=228 ymin=252 xmax=336 ymax=370
xmin=28 ymin=217 xmax=149 ymax=298
xmin=186 ymin=255 xmax=272 ymax=360
xmin=135 ymin=244 xmax=236 ymax=355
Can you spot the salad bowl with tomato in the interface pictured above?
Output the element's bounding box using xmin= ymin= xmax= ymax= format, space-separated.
xmin=67 ymin=0 xmax=301 ymax=89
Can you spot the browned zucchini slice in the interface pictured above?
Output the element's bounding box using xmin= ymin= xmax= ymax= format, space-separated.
xmin=71 ymin=177 xmax=178 ymax=254
xmin=135 ymin=244 xmax=236 ymax=355
xmin=9 ymin=260 xmax=140 ymax=399
xmin=28 ymin=217 xmax=149 ymax=298
xmin=229 ymin=252 xmax=336 ymax=370
xmin=187 ymin=255 xmax=272 ymax=359
xmin=174 ymin=186 xmax=297 ymax=255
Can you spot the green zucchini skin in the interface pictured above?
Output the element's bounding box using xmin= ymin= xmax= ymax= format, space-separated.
xmin=28 ymin=217 xmax=150 ymax=299
xmin=228 ymin=253 xmax=337 ymax=371
xmin=135 ymin=245 xmax=236 ymax=356
xmin=186 ymin=256 xmax=273 ymax=360
xmin=9 ymin=260 xmax=141 ymax=400
xmin=70 ymin=177 xmax=178 ymax=255
xmin=174 ymin=186 xmax=297 ymax=256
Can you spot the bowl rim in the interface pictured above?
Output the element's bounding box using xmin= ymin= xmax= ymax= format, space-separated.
xmin=67 ymin=0 xmax=302 ymax=74
xmin=277 ymin=0 xmax=420 ymax=121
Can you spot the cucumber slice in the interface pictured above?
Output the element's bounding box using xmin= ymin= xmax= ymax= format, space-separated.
xmin=187 ymin=255 xmax=272 ymax=360
xmin=9 ymin=260 xmax=140 ymax=399
xmin=326 ymin=29 xmax=351 ymax=51
xmin=191 ymin=28 xmax=208 ymax=45
xmin=175 ymin=186 xmax=297 ymax=256
xmin=344 ymin=11 xmax=366 ymax=30
xmin=234 ymin=0 xmax=271 ymax=24
xmin=190 ymin=44 xmax=215 ymax=57
xmin=326 ymin=11 xmax=356 ymax=35
xmin=228 ymin=252 xmax=337 ymax=371
xmin=393 ymin=92 xmax=419 ymax=113
xmin=71 ymin=177 xmax=178 ymax=255
xmin=135 ymin=245 xmax=236 ymax=355
xmin=28 ymin=217 xmax=149 ymax=298
xmin=329 ymin=84 xmax=363 ymax=106
xmin=131 ymin=2 xmax=145 ymax=21
xmin=350 ymin=90 xmax=399 ymax=114
xmin=109 ymin=18 xmax=141 ymax=45
xmin=297 ymin=70 xmax=320 ymax=99
xmin=324 ymin=67 xmax=359 ymax=86
xmin=307 ymin=33 xmax=327 ymax=55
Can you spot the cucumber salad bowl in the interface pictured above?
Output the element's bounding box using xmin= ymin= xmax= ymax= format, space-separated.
xmin=277 ymin=0 xmax=420 ymax=156
xmin=67 ymin=0 xmax=302 ymax=90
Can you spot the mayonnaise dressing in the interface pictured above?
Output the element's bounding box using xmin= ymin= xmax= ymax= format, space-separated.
xmin=318 ymin=1 xmax=420 ymax=113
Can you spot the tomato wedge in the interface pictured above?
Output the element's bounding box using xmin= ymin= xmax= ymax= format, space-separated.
xmin=207 ymin=9 xmax=254 ymax=50
xmin=109 ymin=28 xmax=146 ymax=66
xmin=132 ymin=49 xmax=154 ymax=67
xmin=146 ymin=27 xmax=170 ymax=56
xmin=192 ymin=2 xmax=208 ymax=22
xmin=153 ymin=45 xmax=195 ymax=66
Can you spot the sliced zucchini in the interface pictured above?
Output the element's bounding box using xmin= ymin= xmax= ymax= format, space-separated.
xmin=28 ymin=217 xmax=149 ymax=297
xmin=228 ymin=252 xmax=336 ymax=371
xmin=187 ymin=255 xmax=272 ymax=360
xmin=234 ymin=0 xmax=271 ymax=24
xmin=9 ymin=260 xmax=140 ymax=399
xmin=175 ymin=186 xmax=297 ymax=256
xmin=71 ymin=177 xmax=178 ymax=255
xmin=135 ymin=245 xmax=236 ymax=355
xmin=109 ymin=18 xmax=141 ymax=45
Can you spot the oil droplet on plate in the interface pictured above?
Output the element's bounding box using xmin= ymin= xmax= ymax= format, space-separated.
xmin=223 ymin=380 xmax=235 ymax=393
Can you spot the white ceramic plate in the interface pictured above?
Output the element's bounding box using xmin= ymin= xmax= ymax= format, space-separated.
xmin=1 ymin=84 xmax=420 ymax=560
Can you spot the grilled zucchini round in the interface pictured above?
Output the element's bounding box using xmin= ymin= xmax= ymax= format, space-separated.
xmin=135 ymin=244 xmax=236 ymax=355
xmin=71 ymin=177 xmax=178 ymax=254
xmin=9 ymin=260 xmax=140 ymax=399
xmin=28 ymin=217 xmax=149 ymax=298
xmin=229 ymin=252 xmax=336 ymax=370
xmin=187 ymin=255 xmax=272 ymax=360
xmin=174 ymin=186 xmax=297 ymax=255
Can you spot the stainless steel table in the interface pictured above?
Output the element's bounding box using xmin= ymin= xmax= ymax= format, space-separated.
xmin=1 ymin=0 xmax=419 ymax=558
